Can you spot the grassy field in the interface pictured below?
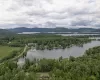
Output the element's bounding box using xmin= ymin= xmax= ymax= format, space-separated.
xmin=0 ymin=46 xmax=21 ymax=58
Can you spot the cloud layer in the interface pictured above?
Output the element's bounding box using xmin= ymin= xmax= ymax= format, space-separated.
xmin=0 ymin=0 xmax=99 ymax=28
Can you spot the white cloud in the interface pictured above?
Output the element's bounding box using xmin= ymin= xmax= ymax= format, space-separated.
xmin=0 ymin=0 xmax=99 ymax=28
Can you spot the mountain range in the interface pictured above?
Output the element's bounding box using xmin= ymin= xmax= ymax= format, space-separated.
xmin=8 ymin=27 xmax=100 ymax=33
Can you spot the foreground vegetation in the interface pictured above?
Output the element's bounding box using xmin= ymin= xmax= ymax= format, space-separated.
xmin=0 ymin=45 xmax=100 ymax=80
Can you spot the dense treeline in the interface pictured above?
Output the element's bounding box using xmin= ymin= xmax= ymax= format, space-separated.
xmin=0 ymin=34 xmax=91 ymax=49
xmin=0 ymin=46 xmax=100 ymax=80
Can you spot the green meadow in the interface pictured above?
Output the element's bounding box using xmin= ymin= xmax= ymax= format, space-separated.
xmin=0 ymin=46 xmax=21 ymax=58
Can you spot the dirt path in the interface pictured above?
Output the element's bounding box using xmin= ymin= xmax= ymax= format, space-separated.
xmin=11 ymin=45 xmax=28 ymax=61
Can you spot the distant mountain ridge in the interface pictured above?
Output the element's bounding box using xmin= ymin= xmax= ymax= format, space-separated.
xmin=8 ymin=27 xmax=100 ymax=33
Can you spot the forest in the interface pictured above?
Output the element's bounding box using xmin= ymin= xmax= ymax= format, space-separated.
xmin=0 ymin=34 xmax=100 ymax=80
xmin=0 ymin=34 xmax=91 ymax=49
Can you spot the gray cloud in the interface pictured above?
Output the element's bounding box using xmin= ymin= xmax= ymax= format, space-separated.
xmin=71 ymin=20 xmax=92 ymax=26
xmin=0 ymin=0 xmax=99 ymax=28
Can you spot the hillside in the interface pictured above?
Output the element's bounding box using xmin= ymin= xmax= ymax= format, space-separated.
xmin=0 ymin=29 xmax=15 ymax=37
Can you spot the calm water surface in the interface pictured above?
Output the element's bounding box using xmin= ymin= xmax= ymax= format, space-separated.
xmin=18 ymin=40 xmax=100 ymax=65
xmin=57 ymin=34 xmax=100 ymax=36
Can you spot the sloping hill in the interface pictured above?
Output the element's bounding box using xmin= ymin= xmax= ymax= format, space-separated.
xmin=0 ymin=29 xmax=15 ymax=37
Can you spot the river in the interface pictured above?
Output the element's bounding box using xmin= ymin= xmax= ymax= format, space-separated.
xmin=18 ymin=40 xmax=100 ymax=65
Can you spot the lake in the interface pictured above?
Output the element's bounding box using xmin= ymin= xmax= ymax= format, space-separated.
xmin=18 ymin=40 xmax=100 ymax=65
xmin=57 ymin=34 xmax=100 ymax=36
xmin=18 ymin=32 xmax=100 ymax=36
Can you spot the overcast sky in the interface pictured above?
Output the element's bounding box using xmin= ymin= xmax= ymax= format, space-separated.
xmin=0 ymin=0 xmax=99 ymax=28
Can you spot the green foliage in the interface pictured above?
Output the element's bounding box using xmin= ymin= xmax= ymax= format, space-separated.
xmin=0 ymin=34 xmax=100 ymax=80
xmin=0 ymin=34 xmax=91 ymax=49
